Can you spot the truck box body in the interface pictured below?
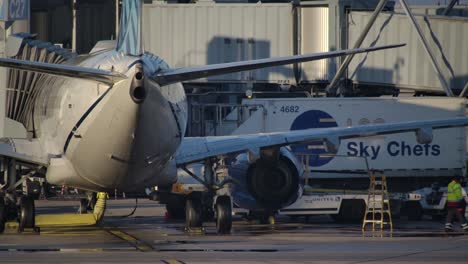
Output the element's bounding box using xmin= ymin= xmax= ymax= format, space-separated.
xmin=231 ymin=97 xmax=466 ymax=178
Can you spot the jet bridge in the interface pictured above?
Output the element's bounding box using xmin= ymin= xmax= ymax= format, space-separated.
xmin=2 ymin=34 xmax=75 ymax=137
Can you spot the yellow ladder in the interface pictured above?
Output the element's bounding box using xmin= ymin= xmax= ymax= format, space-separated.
xmin=362 ymin=170 xmax=393 ymax=231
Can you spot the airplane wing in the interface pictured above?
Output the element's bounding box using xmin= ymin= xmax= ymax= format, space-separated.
xmin=0 ymin=138 xmax=48 ymax=166
xmin=0 ymin=58 xmax=127 ymax=85
xmin=175 ymin=117 xmax=468 ymax=166
xmin=151 ymin=44 xmax=405 ymax=86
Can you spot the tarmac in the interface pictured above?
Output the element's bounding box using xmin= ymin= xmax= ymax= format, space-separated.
xmin=0 ymin=198 xmax=467 ymax=263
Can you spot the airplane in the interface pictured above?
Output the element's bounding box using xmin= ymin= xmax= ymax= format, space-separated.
xmin=0 ymin=0 xmax=467 ymax=234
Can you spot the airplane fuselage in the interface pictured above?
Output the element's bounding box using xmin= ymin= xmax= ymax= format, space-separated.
xmin=35 ymin=49 xmax=187 ymax=191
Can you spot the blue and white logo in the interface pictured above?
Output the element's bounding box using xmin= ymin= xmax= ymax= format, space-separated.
xmin=290 ymin=110 xmax=338 ymax=167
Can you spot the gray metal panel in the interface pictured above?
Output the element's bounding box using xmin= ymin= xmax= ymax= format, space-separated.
xmin=31 ymin=12 xmax=49 ymax=41
xmin=143 ymin=2 xmax=295 ymax=83
xmin=348 ymin=11 xmax=468 ymax=93
xmin=394 ymin=5 xmax=468 ymax=17
xmin=300 ymin=6 xmax=329 ymax=82
xmin=76 ymin=0 xmax=116 ymax=54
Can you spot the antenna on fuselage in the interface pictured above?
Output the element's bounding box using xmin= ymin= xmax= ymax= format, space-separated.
xmin=116 ymin=0 xmax=144 ymax=56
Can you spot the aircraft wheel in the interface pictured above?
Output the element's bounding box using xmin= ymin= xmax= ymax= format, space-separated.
xmin=0 ymin=198 xmax=5 ymax=233
xmin=18 ymin=196 xmax=35 ymax=232
xmin=216 ymin=196 xmax=232 ymax=234
xmin=166 ymin=195 xmax=186 ymax=219
xmin=186 ymin=198 xmax=202 ymax=229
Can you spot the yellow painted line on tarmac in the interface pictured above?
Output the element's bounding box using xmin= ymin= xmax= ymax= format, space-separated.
xmin=1 ymin=248 xmax=137 ymax=252
xmin=161 ymin=260 xmax=186 ymax=264
xmin=108 ymin=230 xmax=154 ymax=252
xmin=40 ymin=230 xmax=105 ymax=236
xmin=109 ymin=230 xmax=137 ymax=241
xmin=60 ymin=248 xmax=104 ymax=252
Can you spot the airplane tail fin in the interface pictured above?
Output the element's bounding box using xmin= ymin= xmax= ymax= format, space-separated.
xmin=116 ymin=0 xmax=144 ymax=56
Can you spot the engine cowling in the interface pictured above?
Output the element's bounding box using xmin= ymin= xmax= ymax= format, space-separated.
xmin=229 ymin=147 xmax=303 ymax=211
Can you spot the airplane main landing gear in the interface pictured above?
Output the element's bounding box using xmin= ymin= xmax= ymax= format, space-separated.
xmin=185 ymin=196 xmax=202 ymax=230
xmin=1 ymin=158 xmax=41 ymax=233
xmin=181 ymin=158 xmax=235 ymax=234
xmin=18 ymin=196 xmax=35 ymax=232
xmin=216 ymin=195 xmax=232 ymax=234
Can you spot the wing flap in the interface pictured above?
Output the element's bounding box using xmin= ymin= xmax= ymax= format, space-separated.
xmin=152 ymin=44 xmax=405 ymax=86
xmin=175 ymin=117 xmax=468 ymax=166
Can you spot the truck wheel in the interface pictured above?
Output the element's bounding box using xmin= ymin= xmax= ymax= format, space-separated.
xmin=404 ymin=201 xmax=423 ymax=221
xmin=216 ymin=196 xmax=232 ymax=234
xmin=431 ymin=214 xmax=444 ymax=221
xmin=333 ymin=199 xmax=365 ymax=223
xmin=186 ymin=198 xmax=202 ymax=229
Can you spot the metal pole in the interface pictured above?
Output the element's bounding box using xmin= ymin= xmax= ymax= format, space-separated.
xmin=0 ymin=23 xmax=6 ymax=138
xmin=399 ymin=0 xmax=454 ymax=97
xmin=204 ymin=159 xmax=214 ymax=188
xmin=115 ymin=0 xmax=120 ymax=39
xmin=72 ymin=0 xmax=77 ymax=52
xmin=442 ymin=0 xmax=458 ymax=16
xmin=459 ymin=82 xmax=468 ymax=97
xmin=326 ymin=0 xmax=388 ymax=95
xmin=7 ymin=159 xmax=16 ymax=190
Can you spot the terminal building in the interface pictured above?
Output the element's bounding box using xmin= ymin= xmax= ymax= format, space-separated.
xmin=1 ymin=0 xmax=467 ymax=95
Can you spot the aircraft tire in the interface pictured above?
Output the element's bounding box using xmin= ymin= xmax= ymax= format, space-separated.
xmin=186 ymin=198 xmax=202 ymax=229
xmin=403 ymin=201 xmax=423 ymax=221
xmin=216 ymin=196 xmax=232 ymax=234
xmin=19 ymin=196 xmax=35 ymax=232
xmin=165 ymin=195 xmax=186 ymax=219
xmin=0 ymin=198 xmax=5 ymax=233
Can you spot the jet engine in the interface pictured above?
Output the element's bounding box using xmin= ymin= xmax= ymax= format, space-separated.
xmin=229 ymin=147 xmax=303 ymax=211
